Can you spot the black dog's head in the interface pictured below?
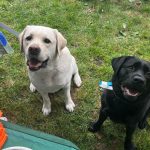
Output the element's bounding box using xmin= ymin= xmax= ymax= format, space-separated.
xmin=112 ymin=56 xmax=150 ymax=102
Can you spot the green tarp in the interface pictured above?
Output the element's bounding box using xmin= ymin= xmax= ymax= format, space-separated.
xmin=1 ymin=120 xmax=79 ymax=150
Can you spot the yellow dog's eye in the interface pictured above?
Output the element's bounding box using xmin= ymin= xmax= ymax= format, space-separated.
xmin=44 ymin=38 xmax=51 ymax=44
xmin=26 ymin=35 xmax=32 ymax=41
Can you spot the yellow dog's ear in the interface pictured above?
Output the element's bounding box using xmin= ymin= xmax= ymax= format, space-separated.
xmin=18 ymin=26 xmax=28 ymax=52
xmin=54 ymin=29 xmax=67 ymax=55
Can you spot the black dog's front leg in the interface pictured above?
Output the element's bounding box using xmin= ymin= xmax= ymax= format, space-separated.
xmin=138 ymin=108 xmax=150 ymax=129
xmin=124 ymin=124 xmax=137 ymax=150
xmin=88 ymin=108 xmax=108 ymax=132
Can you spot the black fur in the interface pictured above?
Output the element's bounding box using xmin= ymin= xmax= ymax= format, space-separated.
xmin=89 ymin=56 xmax=150 ymax=150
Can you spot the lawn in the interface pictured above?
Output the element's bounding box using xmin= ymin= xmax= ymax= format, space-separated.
xmin=0 ymin=0 xmax=150 ymax=149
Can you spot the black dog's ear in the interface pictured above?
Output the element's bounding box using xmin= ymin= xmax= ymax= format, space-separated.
xmin=112 ymin=56 xmax=133 ymax=74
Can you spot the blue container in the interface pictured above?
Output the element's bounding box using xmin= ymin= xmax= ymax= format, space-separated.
xmin=0 ymin=32 xmax=13 ymax=56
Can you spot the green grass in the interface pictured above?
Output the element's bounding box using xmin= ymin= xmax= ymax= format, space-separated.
xmin=0 ymin=0 xmax=150 ymax=149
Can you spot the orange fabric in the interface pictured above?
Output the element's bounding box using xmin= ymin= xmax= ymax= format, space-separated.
xmin=0 ymin=111 xmax=2 ymax=117
xmin=0 ymin=112 xmax=8 ymax=149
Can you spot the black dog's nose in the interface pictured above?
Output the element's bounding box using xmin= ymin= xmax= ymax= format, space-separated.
xmin=133 ymin=76 xmax=145 ymax=84
xmin=28 ymin=46 xmax=40 ymax=55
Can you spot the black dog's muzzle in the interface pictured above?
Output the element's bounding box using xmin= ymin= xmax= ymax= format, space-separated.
xmin=121 ymin=76 xmax=146 ymax=101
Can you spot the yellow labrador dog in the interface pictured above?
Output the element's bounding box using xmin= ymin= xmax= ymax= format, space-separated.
xmin=19 ymin=25 xmax=82 ymax=115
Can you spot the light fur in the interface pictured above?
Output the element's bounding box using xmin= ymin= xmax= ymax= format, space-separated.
xmin=19 ymin=25 xmax=82 ymax=115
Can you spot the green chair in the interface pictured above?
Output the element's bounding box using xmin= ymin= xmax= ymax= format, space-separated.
xmin=1 ymin=120 xmax=79 ymax=150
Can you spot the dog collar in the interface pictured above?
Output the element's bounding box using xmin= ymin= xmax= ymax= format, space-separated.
xmin=99 ymin=81 xmax=113 ymax=91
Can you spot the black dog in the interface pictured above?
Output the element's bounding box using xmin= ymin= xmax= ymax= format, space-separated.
xmin=89 ymin=56 xmax=150 ymax=150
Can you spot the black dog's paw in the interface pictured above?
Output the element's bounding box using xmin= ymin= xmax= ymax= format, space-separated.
xmin=124 ymin=142 xmax=137 ymax=150
xmin=124 ymin=146 xmax=137 ymax=150
xmin=88 ymin=122 xmax=101 ymax=133
xmin=138 ymin=120 xmax=148 ymax=129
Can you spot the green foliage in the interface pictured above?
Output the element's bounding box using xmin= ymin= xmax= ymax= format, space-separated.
xmin=0 ymin=0 xmax=150 ymax=149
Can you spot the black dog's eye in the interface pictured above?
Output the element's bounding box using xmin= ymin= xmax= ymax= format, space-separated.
xmin=127 ymin=66 xmax=135 ymax=71
xmin=26 ymin=35 xmax=32 ymax=41
xmin=44 ymin=38 xmax=51 ymax=44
